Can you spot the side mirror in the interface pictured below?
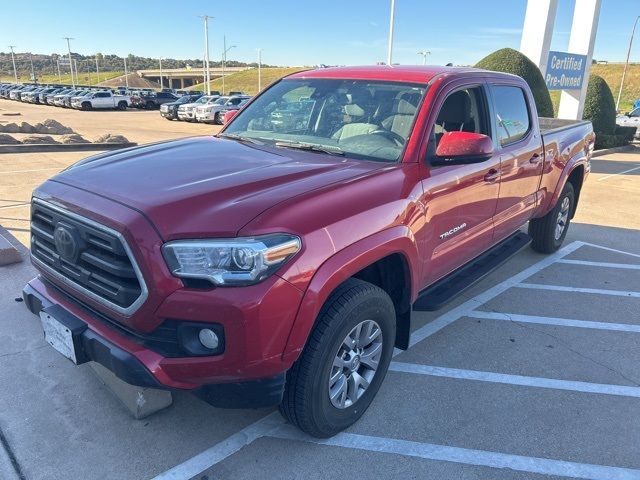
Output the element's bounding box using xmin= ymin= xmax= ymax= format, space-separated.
xmin=432 ymin=131 xmax=494 ymax=166
xmin=223 ymin=110 xmax=238 ymax=124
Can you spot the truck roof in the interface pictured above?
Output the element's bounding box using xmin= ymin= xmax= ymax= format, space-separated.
xmin=287 ymin=65 xmax=483 ymax=84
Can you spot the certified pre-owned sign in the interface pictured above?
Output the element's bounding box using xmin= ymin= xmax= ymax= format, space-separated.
xmin=545 ymin=51 xmax=588 ymax=90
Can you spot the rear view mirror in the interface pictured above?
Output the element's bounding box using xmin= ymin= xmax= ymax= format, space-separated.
xmin=432 ymin=131 xmax=494 ymax=166
xmin=223 ymin=110 xmax=238 ymax=124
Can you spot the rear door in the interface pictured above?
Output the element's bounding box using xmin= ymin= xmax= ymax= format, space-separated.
xmin=487 ymin=83 xmax=544 ymax=242
xmin=420 ymin=82 xmax=500 ymax=286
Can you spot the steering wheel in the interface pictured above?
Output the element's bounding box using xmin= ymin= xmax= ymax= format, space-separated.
xmin=371 ymin=129 xmax=406 ymax=146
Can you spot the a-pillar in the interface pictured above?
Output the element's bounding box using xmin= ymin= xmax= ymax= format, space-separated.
xmin=557 ymin=0 xmax=602 ymax=119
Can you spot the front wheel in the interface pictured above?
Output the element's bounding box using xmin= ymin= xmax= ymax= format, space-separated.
xmin=529 ymin=182 xmax=575 ymax=253
xmin=279 ymin=278 xmax=396 ymax=438
xmin=118 ymin=101 xmax=128 ymax=110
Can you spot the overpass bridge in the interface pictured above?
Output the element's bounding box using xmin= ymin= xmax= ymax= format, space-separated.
xmin=137 ymin=66 xmax=249 ymax=89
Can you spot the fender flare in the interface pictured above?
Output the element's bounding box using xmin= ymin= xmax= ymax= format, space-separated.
xmin=281 ymin=225 xmax=420 ymax=363
xmin=539 ymin=152 xmax=588 ymax=217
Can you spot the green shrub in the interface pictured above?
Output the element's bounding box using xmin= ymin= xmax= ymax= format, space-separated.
xmin=582 ymin=75 xmax=616 ymax=135
xmin=475 ymin=48 xmax=554 ymax=118
xmin=594 ymin=133 xmax=627 ymax=150
xmin=615 ymin=125 xmax=637 ymax=143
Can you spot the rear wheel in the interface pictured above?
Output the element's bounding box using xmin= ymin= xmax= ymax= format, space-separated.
xmin=529 ymin=182 xmax=575 ymax=253
xmin=279 ymin=278 xmax=395 ymax=438
xmin=118 ymin=101 xmax=127 ymax=110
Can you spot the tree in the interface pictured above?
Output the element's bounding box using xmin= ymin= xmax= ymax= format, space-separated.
xmin=475 ymin=48 xmax=554 ymax=118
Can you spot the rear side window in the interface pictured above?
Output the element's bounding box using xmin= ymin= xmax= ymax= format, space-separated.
xmin=491 ymin=86 xmax=530 ymax=146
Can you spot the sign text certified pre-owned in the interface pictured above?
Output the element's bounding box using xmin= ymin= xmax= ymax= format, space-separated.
xmin=545 ymin=51 xmax=587 ymax=90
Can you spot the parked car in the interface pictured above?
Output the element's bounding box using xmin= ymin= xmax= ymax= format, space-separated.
xmin=22 ymin=65 xmax=594 ymax=438
xmin=195 ymin=95 xmax=251 ymax=124
xmin=616 ymin=107 xmax=640 ymax=139
xmin=131 ymin=91 xmax=178 ymax=110
xmin=71 ymin=91 xmax=130 ymax=110
xmin=159 ymin=94 xmax=203 ymax=120
xmin=64 ymin=90 xmax=92 ymax=108
xmin=176 ymin=95 xmax=220 ymax=121
xmin=45 ymin=88 xmax=71 ymax=105
xmin=38 ymin=87 xmax=63 ymax=104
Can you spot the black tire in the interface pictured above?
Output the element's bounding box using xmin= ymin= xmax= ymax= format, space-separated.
xmin=81 ymin=102 xmax=92 ymax=111
xmin=529 ymin=182 xmax=575 ymax=253
xmin=118 ymin=101 xmax=128 ymax=110
xmin=279 ymin=278 xmax=396 ymax=438
xmin=146 ymin=101 xmax=157 ymax=110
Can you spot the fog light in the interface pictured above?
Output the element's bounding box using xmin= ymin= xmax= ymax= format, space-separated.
xmin=198 ymin=328 xmax=219 ymax=350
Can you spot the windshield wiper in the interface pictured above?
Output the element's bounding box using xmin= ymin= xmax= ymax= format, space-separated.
xmin=274 ymin=141 xmax=345 ymax=156
xmin=218 ymin=133 xmax=264 ymax=145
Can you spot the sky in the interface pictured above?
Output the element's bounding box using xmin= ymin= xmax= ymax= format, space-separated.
xmin=1 ymin=0 xmax=638 ymax=67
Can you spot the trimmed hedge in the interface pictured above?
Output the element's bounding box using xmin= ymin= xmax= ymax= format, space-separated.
xmin=615 ymin=125 xmax=637 ymax=143
xmin=475 ymin=48 xmax=554 ymax=118
xmin=582 ymin=75 xmax=616 ymax=135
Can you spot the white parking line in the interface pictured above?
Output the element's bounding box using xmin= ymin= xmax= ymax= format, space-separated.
xmin=581 ymin=242 xmax=640 ymax=259
xmin=270 ymin=425 xmax=640 ymax=480
xmin=151 ymin=412 xmax=285 ymax=480
xmin=557 ymin=259 xmax=640 ymax=270
xmin=597 ymin=164 xmax=640 ymax=181
xmin=467 ymin=310 xmax=640 ymax=334
xmin=389 ymin=362 xmax=640 ymax=398
xmin=515 ymin=283 xmax=640 ymax=298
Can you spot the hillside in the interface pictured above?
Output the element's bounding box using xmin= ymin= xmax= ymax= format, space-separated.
xmin=96 ymin=73 xmax=160 ymax=89
xmin=191 ymin=67 xmax=308 ymax=95
xmin=0 ymin=71 xmax=123 ymax=85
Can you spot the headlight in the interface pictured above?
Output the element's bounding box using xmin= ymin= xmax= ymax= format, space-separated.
xmin=162 ymin=234 xmax=301 ymax=286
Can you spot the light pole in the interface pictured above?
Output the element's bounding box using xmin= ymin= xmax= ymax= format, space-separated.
xmin=257 ymin=48 xmax=263 ymax=92
xmin=200 ymin=15 xmax=213 ymax=95
xmin=8 ymin=45 xmax=18 ymax=83
xmin=95 ymin=55 xmax=101 ymax=84
xmin=29 ymin=53 xmax=36 ymax=82
xmin=123 ymin=56 xmax=129 ymax=90
xmin=222 ymin=36 xmax=236 ymax=95
xmin=387 ymin=0 xmax=396 ymax=65
xmin=616 ymin=15 xmax=640 ymax=111
xmin=56 ymin=58 xmax=62 ymax=83
xmin=417 ymin=50 xmax=431 ymax=65
xmin=159 ymin=57 xmax=163 ymax=89
xmin=63 ymin=37 xmax=75 ymax=88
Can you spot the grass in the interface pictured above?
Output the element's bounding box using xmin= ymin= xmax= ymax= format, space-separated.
xmin=191 ymin=67 xmax=308 ymax=95
xmin=0 ymin=71 xmax=123 ymax=86
xmin=550 ymin=63 xmax=640 ymax=115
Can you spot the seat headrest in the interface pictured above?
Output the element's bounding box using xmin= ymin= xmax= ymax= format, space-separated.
xmin=394 ymin=92 xmax=420 ymax=115
xmin=437 ymin=90 xmax=471 ymax=124
xmin=344 ymin=103 xmax=366 ymax=117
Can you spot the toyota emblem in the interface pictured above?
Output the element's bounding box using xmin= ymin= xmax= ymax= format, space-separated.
xmin=53 ymin=224 xmax=80 ymax=262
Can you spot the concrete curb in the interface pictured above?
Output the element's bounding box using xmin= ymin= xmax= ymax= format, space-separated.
xmin=89 ymin=363 xmax=173 ymax=420
xmin=0 ymin=142 xmax=137 ymax=154
xmin=0 ymin=234 xmax=22 ymax=266
xmin=592 ymin=143 xmax=638 ymax=158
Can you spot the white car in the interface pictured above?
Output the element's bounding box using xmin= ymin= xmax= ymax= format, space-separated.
xmin=177 ymin=95 xmax=220 ymax=121
xmin=616 ymin=107 xmax=640 ymax=138
xmin=195 ymin=95 xmax=251 ymax=124
xmin=71 ymin=91 xmax=131 ymax=110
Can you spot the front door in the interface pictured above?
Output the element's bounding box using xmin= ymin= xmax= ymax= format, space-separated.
xmin=488 ymin=84 xmax=544 ymax=241
xmin=420 ymin=84 xmax=500 ymax=286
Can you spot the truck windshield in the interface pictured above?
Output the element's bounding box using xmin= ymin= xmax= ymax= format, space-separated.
xmin=222 ymin=78 xmax=426 ymax=162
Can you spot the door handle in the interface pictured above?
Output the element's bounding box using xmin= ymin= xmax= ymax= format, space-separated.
xmin=529 ymin=153 xmax=542 ymax=164
xmin=484 ymin=168 xmax=500 ymax=183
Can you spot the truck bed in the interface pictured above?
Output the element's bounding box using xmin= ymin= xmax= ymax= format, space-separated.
xmin=538 ymin=117 xmax=591 ymax=135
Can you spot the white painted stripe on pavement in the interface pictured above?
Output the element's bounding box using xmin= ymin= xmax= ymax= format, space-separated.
xmin=597 ymin=164 xmax=640 ymax=181
xmin=270 ymin=425 xmax=640 ymax=480
xmin=467 ymin=310 xmax=640 ymax=333
xmin=389 ymin=362 xmax=640 ymax=398
xmin=581 ymin=242 xmax=640 ymax=259
xmin=151 ymin=412 xmax=284 ymax=480
xmin=557 ymin=259 xmax=640 ymax=270
xmin=515 ymin=283 xmax=640 ymax=298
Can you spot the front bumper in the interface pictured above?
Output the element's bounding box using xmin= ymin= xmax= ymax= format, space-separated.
xmin=195 ymin=110 xmax=217 ymax=122
xmin=160 ymin=109 xmax=176 ymax=118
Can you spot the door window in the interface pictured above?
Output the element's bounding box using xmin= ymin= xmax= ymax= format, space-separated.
xmin=434 ymin=87 xmax=489 ymax=147
xmin=491 ymin=86 xmax=531 ymax=146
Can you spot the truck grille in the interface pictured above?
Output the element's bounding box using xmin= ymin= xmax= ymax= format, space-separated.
xmin=30 ymin=199 xmax=147 ymax=315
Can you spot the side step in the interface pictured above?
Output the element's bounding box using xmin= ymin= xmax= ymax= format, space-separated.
xmin=413 ymin=231 xmax=532 ymax=311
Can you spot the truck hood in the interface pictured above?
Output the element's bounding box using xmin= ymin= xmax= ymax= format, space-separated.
xmin=50 ymin=136 xmax=387 ymax=239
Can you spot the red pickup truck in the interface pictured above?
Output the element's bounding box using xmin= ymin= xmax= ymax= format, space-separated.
xmin=23 ymin=65 xmax=594 ymax=437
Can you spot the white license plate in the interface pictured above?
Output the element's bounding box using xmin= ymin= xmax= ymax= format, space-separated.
xmin=40 ymin=311 xmax=78 ymax=364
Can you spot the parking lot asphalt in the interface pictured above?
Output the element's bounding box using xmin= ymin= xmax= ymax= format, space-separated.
xmin=0 ymin=105 xmax=639 ymax=479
